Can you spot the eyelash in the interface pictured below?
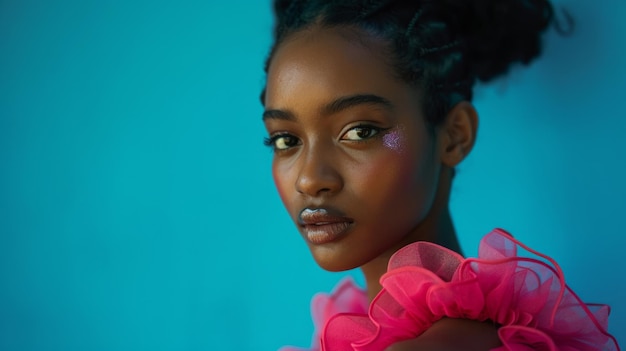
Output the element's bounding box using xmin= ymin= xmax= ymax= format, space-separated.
xmin=341 ymin=124 xmax=385 ymax=142
xmin=263 ymin=125 xmax=386 ymax=151
xmin=263 ymin=133 xmax=300 ymax=151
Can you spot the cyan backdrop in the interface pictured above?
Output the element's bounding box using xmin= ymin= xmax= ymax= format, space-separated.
xmin=0 ymin=1 xmax=624 ymax=350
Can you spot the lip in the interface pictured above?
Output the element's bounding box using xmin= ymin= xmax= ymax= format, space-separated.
xmin=298 ymin=208 xmax=354 ymax=244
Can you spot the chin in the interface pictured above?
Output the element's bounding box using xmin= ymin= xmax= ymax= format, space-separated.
xmin=307 ymin=244 xmax=368 ymax=272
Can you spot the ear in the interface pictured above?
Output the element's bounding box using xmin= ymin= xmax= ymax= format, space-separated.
xmin=437 ymin=101 xmax=478 ymax=167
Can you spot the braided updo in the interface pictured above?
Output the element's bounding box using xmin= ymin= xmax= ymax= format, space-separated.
xmin=264 ymin=0 xmax=555 ymax=125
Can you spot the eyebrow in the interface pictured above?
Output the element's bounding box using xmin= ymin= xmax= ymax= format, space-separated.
xmin=322 ymin=94 xmax=394 ymax=116
xmin=262 ymin=109 xmax=293 ymax=122
xmin=262 ymin=93 xmax=394 ymax=122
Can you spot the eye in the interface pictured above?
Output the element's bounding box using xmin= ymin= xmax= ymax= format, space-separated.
xmin=341 ymin=125 xmax=381 ymax=141
xmin=264 ymin=134 xmax=301 ymax=151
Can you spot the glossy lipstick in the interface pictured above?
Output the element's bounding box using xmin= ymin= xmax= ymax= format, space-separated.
xmin=298 ymin=208 xmax=353 ymax=245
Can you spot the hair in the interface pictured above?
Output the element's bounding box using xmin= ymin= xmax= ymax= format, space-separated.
xmin=263 ymin=0 xmax=556 ymax=126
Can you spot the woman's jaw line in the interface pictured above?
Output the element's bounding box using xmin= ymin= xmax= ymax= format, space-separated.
xmin=359 ymin=166 xmax=459 ymax=301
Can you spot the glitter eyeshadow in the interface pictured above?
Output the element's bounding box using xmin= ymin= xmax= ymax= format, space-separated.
xmin=382 ymin=129 xmax=403 ymax=152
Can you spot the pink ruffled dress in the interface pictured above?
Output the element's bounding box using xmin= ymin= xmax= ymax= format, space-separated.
xmin=280 ymin=229 xmax=620 ymax=351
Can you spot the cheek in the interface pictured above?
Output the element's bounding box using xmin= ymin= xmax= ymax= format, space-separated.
xmin=350 ymin=148 xmax=424 ymax=201
xmin=381 ymin=152 xmax=427 ymax=195
xmin=272 ymin=160 xmax=293 ymax=208
xmin=379 ymin=130 xmax=430 ymax=189
xmin=356 ymin=135 xmax=437 ymax=219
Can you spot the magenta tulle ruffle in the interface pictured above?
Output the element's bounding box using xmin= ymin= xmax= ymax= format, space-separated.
xmin=280 ymin=277 xmax=369 ymax=351
xmin=281 ymin=229 xmax=619 ymax=351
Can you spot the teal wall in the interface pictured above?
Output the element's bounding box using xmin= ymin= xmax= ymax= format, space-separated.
xmin=0 ymin=1 xmax=623 ymax=350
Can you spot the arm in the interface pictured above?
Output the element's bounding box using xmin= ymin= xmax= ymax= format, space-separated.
xmin=385 ymin=318 xmax=501 ymax=351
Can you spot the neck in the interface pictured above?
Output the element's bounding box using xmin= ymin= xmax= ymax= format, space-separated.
xmin=360 ymin=167 xmax=461 ymax=301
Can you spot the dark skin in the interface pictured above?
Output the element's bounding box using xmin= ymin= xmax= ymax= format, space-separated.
xmin=263 ymin=26 xmax=500 ymax=350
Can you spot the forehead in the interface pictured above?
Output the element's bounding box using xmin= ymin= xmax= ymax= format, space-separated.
xmin=265 ymin=26 xmax=412 ymax=108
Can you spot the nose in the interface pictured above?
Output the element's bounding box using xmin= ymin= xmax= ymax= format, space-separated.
xmin=295 ymin=146 xmax=343 ymax=197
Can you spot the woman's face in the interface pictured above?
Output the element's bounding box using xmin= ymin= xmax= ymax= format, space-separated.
xmin=263 ymin=26 xmax=443 ymax=271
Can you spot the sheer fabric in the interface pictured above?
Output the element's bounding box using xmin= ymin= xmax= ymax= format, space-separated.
xmin=280 ymin=229 xmax=619 ymax=351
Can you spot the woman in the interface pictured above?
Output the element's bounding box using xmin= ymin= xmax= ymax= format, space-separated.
xmin=261 ymin=0 xmax=619 ymax=350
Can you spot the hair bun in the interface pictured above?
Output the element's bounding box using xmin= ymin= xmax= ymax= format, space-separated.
xmin=436 ymin=0 xmax=554 ymax=82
